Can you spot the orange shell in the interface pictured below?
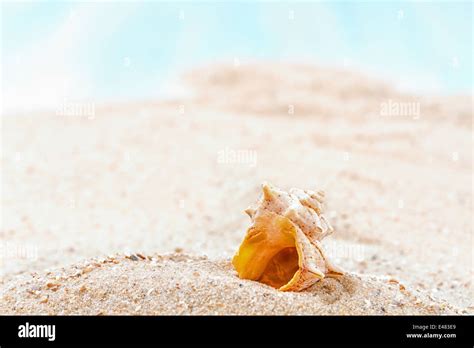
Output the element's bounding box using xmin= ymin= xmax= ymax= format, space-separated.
xmin=232 ymin=183 xmax=343 ymax=291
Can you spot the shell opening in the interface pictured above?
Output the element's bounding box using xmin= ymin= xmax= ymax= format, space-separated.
xmin=232 ymin=211 xmax=301 ymax=288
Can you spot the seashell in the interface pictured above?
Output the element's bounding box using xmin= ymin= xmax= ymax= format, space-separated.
xmin=233 ymin=182 xmax=343 ymax=291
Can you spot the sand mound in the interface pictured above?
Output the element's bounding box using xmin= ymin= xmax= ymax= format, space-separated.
xmin=0 ymin=253 xmax=458 ymax=315
xmin=183 ymin=63 xmax=391 ymax=117
xmin=185 ymin=63 xmax=472 ymax=125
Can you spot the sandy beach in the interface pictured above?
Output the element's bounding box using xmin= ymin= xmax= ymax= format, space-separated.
xmin=1 ymin=63 xmax=472 ymax=315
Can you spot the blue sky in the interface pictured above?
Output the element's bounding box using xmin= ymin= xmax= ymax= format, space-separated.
xmin=2 ymin=1 xmax=472 ymax=111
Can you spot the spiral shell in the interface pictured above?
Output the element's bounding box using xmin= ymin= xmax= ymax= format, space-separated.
xmin=233 ymin=182 xmax=343 ymax=291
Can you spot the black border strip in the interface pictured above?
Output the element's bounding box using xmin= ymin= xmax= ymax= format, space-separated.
xmin=0 ymin=315 xmax=472 ymax=346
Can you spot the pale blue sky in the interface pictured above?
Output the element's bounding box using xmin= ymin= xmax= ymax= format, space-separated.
xmin=2 ymin=1 xmax=472 ymax=111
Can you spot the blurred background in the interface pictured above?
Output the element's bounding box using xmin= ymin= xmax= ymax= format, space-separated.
xmin=2 ymin=1 xmax=472 ymax=113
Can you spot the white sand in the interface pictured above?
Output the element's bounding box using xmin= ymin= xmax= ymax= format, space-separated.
xmin=0 ymin=253 xmax=459 ymax=315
